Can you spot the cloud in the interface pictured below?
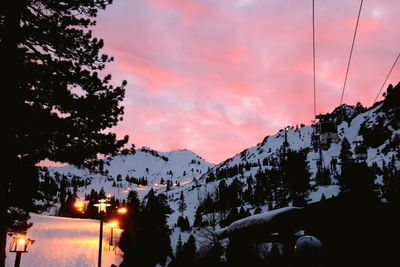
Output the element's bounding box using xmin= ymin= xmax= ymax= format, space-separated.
xmin=93 ymin=0 xmax=400 ymax=164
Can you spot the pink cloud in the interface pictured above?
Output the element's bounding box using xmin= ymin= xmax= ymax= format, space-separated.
xmin=148 ymin=0 xmax=220 ymax=27
xmin=345 ymin=17 xmax=382 ymax=34
xmin=117 ymin=59 xmax=184 ymax=92
xmin=91 ymin=0 xmax=400 ymax=164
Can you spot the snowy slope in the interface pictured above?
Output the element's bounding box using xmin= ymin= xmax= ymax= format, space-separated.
xmin=6 ymin=213 xmax=122 ymax=267
xmin=200 ymin=101 xmax=399 ymax=194
xmin=45 ymin=147 xmax=213 ymax=200
xmin=182 ymin=85 xmax=399 ymax=253
xmin=37 ymin=82 xmax=399 ymax=255
xmin=160 ymin=94 xmax=399 ymax=252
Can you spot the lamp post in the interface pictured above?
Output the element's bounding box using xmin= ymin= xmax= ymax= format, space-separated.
xmin=9 ymin=236 xmax=34 ymax=267
xmin=116 ymin=206 xmax=129 ymax=231
xmin=106 ymin=220 xmax=119 ymax=250
xmin=94 ymin=199 xmax=110 ymax=267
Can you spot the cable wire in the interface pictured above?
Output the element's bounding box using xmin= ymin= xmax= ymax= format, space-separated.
xmin=373 ymin=52 xmax=400 ymax=104
xmin=349 ymin=51 xmax=399 ymax=143
xmin=339 ymin=0 xmax=364 ymax=106
xmin=312 ymin=0 xmax=317 ymax=118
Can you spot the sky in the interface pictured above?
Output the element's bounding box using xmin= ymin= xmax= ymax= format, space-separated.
xmin=93 ymin=0 xmax=400 ymax=164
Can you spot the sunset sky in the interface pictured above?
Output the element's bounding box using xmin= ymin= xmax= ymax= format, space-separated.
xmin=93 ymin=0 xmax=400 ymax=164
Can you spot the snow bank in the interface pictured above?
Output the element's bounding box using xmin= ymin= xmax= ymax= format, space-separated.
xmin=215 ymin=207 xmax=300 ymax=238
xmin=6 ymin=213 xmax=122 ymax=267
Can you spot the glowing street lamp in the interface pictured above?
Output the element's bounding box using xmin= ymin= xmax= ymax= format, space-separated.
xmin=117 ymin=207 xmax=127 ymax=215
xmin=106 ymin=220 xmax=119 ymax=250
xmin=93 ymin=199 xmax=111 ymax=267
xmin=74 ymin=201 xmax=85 ymax=213
xmin=9 ymin=236 xmax=34 ymax=267
xmin=107 ymin=220 xmax=119 ymax=229
xmin=94 ymin=199 xmax=111 ymax=213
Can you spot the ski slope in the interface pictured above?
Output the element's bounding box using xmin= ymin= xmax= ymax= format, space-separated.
xmin=46 ymin=147 xmax=213 ymax=201
xmin=6 ymin=213 xmax=122 ymax=267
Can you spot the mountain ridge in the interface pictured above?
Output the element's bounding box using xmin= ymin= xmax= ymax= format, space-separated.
xmin=41 ymin=82 xmax=399 ymax=206
xmin=35 ymin=82 xmax=400 ymax=258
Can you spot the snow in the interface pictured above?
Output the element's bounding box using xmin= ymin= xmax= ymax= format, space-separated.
xmin=46 ymin=147 xmax=213 ymax=202
xmin=309 ymin=185 xmax=340 ymax=202
xmin=36 ymin=99 xmax=399 ymax=255
xmin=6 ymin=213 xmax=122 ymax=267
xmin=215 ymin=207 xmax=300 ymax=238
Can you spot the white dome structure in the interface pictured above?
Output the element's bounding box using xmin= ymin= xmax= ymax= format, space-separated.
xmin=294 ymin=235 xmax=322 ymax=267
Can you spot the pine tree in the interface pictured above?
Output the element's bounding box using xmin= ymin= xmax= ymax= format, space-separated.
xmin=281 ymin=149 xmax=311 ymax=206
xmin=177 ymin=216 xmax=190 ymax=231
xmin=183 ymin=235 xmax=197 ymax=263
xmin=253 ymin=206 xmax=262 ymax=214
xmin=120 ymin=189 xmax=172 ymax=267
xmin=170 ymin=235 xmax=197 ymax=267
xmin=178 ymin=191 xmax=187 ymax=215
xmin=316 ymin=168 xmax=331 ymax=186
xmin=193 ymin=208 xmax=204 ymax=228
xmin=228 ymin=177 xmax=244 ymax=207
xmin=254 ymin=169 xmax=268 ymax=205
xmin=166 ymin=180 xmax=172 ymax=191
xmin=339 ymin=138 xmax=353 ymax=164
xmin=382 ymin=163 xmax=400 ymax=204
xmin=176 ymin=234 xmax=183 ymax=255
xmin=340 ymin=161 xmax=376 ymax=197
xmin=1 ymin=1 xmax=129 ymax=262
xmin=99 ymin=187 xmax=106 ymax=199
xmin=126 ymin=191 xmax=140 ymax=209
xmin=244 ymin=175 xmax=254 ymax=203
xmin=222 ymin=207 xmax=239 ymax=227
xmin=197 ymin=240 xmax=224 ymax=266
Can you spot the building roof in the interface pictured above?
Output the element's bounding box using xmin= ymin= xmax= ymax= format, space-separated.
xmin=214 ymin=193 xmax=400 ymax=266
xmin=215 ymin=207 xmax=300 ymax=239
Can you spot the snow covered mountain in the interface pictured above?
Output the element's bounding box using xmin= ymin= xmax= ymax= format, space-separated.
xmin=39 ymin=82 xmax=399 ymax=213
xmin=200 ymin=82 xmax=399 ymax=190
xmin=42 ymin=147 xmax=213 ymax=201
xmin=36 ymin=82 xmax=399 ymax=258
xmin=170 ymin=82 xmax=399 ymax=226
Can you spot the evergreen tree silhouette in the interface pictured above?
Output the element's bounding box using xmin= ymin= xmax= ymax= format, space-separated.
xmin=339 ymin=138 xmax=353 ymax=164
xmin=178 ymin=191 xmax=187 ymax=216
xmin=120 ymin=189 xmax=172 ymax=267
xmin=169 ymin=235 xmax=197 ymax=267
xmin=382 ymin=161 xmax=400 ymax=204
xmin=193 ymin=208 xmax=204 ymax=228
xmin=281 ymin=149 xmax=311 ymax=206
xmin=1 ymin=1 xmax=129 ymax=263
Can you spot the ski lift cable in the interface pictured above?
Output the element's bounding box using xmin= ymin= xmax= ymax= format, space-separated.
xmin=312 ymin=0 xmax=317 ymax=119
xmin=339 ymin=0 xmax=364 ymax=106
xmin=372 ymin=52 xmax=400 ymax=104
xmin=311 ymin=0 xmax=327 ymax=171
xmin=349 ymin=51 xmax=399 ymax=144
